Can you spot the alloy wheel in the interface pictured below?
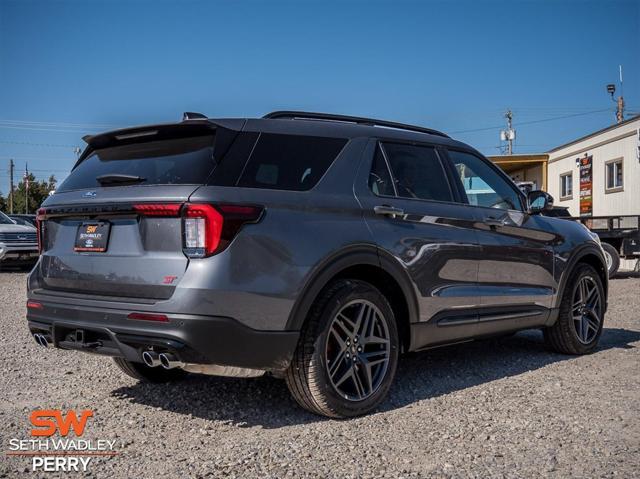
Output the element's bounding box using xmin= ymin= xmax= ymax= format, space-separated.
xmin=325 ymin=300 xmax=391 ymax=401
xmin=572 ymin=276 xmax=602 ymax=344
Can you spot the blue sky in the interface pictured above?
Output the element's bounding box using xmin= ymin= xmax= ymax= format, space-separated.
xmin=0 ymin=0 xmax=638 ymax=190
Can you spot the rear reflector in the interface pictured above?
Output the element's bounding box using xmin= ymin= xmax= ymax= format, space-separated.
xmin=27 ymin=301 xmax=43 ymax=310
xmin=127 ymin=312 xmax=169 ymax=322
xmin=133 ymin=203 xmax=182 ymax=216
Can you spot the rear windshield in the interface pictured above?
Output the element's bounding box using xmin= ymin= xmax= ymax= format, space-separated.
xmin=57 ymin=135 xmax=215 ymax=192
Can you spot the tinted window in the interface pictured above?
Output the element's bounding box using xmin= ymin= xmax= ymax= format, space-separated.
xmin=448 ymin=150 xmax=523 ymax=210
xmin=57 ymin=135 xmax=215 ymax=192
xmin=382 ymin=143 xmax=453 ymax=202
xmin=237 ymin=134 xmax=347 ymax=191
xmin=369 ymin=146 xmax=395 ymax=196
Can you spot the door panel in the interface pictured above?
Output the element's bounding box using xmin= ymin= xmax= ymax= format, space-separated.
xmin=445 ymin=149 xmax=555 ymax=332
xmin=355 ymin=140 xmax=482 ymax=348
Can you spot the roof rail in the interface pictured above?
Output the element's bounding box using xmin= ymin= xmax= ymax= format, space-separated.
xmin=263 ymin=111 xmax=449 ymax=138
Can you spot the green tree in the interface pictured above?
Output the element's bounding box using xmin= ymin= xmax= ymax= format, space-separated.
xmin=0 ymin=191 xmax=6 ymax=213
xmin=11 ymin=174 xmax=57 ymax=214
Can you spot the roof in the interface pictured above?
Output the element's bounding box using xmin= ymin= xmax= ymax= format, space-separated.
xmin=548 ymin=114 xmax=640 ymax=153
xmin=81 ymin=111 xmax=470 ymax=154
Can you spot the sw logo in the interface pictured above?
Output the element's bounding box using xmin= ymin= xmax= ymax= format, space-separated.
xmin=5 ymin=409 xmax=117 ymax=472
xmin=86 ymin=225 xmax=98 ymax=234
xmin=30 ymin=409 xmax=93 ymax=437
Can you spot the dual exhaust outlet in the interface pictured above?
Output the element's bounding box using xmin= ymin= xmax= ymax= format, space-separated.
xmin=33 ymin=333 xmax=49 ymax=348
xmin=142 ymin=351 xmax=184 ymax=370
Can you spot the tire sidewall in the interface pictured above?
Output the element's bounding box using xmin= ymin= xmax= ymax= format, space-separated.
xmin=309 ymin=281 xmax=399 ymax=417
xmin=601 ymin=243 xmax=620 ymax=277
xmin=561 ymin=264 xmax=606 ymax=353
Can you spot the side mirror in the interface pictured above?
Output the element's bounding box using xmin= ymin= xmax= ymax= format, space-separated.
xmin=528 ymin=190 xmax=554 ymax=214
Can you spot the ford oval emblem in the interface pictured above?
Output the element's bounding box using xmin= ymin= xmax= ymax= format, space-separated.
xmin=83 ymin=191 xmax=97 ymax=198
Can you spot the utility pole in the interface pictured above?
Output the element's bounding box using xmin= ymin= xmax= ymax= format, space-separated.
xmin=617 ymin=65 xmax=625 ymax=123
xmin=24 ymin=163 xmax=29 ymax=214
xmin=500 ymin=110 xmax=516 ymax=155
xmin=8 ymin=159 xmax=14 ymax=214
xmin=607 ymin=65 xmax=625 ymax=124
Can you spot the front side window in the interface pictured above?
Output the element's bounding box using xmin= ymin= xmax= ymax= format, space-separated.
xmin=448 ymin=149 xmax=523 ymax=211
xmin=378 ymin=143 xmax=453 ymax=202
xmin=237 ymin=133 xmax=347 ymax=191
xmin=605 ymin=159 xmax=623 ymax=191
xmin=560 ymin=172 xmax=573 ymax=199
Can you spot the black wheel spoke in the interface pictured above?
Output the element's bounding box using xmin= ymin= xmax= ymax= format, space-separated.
xmin=572 ymin=276 xmax=602 ymax=345
xmin=325 ymin=299 xmax=391 ymax=402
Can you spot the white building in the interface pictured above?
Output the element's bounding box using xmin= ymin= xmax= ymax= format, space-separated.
xmin=547 ymin=115 xmax=640 ymax=217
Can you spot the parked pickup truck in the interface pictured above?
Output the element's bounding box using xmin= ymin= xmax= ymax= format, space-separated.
xmin=0 ymin=210 xmax=39 ymax=266
xmin=539 ymin=206 xmax=639 ymax=277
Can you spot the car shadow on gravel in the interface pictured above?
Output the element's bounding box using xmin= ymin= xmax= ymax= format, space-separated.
xmin=111 ymin=327 xmax=640 ymax=428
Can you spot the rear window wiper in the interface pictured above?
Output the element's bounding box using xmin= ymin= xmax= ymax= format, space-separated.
xmin=96 ymin=174 xmax=146 ymax=185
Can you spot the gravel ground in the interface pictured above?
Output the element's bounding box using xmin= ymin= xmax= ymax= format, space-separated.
xmin=1 ymin=271 xmax=639 ymax=478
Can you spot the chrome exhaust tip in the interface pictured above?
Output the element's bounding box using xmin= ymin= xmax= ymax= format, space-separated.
xmin=158 ymin=353 xmax=184 ymax=370
xmin=142 ymin=351 xmax=161 ymax=368
xmin=33 ymin=333 xmax=48 ymax=348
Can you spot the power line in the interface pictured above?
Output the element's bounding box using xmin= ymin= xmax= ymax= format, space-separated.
xmin=0 ymin=125 xmax=99 ymax=133
xmin=0 ymin=119 xmax=119 ymax=129
xmin=450 ymin=108 xmax=613 ymax=134
xmin=0 ymin=139 xmax=80 ymax=148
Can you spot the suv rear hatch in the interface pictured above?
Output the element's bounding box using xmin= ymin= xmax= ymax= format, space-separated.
xmin=36 ymin=120 xmax=242 ymax=300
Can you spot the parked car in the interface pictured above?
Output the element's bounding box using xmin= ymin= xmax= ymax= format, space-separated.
xmin=0 ymin=210 xmax=38 ymax=266
xmin=9 ymin=214 xmax=37 ymax=227
xmin=27 ymin=111 xmax=608 ymax=417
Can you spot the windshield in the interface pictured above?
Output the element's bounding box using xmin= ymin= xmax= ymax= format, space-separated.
xmin=0 ymin=211 xmax=15 ymax=225
xmin=57 ymin=135 xmax=216 ymax=192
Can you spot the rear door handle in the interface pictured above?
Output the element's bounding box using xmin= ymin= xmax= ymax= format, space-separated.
xmin=484 ymin=217 xmax=506 ymax=227
xmin=374 ymin=205 xmax=405 ymax=218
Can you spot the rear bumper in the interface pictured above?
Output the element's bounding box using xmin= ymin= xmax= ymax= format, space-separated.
xmin=26 ymin=299 xmax=299 ymax=372
xmin=0 ymin=243 xmax=38 ymax=262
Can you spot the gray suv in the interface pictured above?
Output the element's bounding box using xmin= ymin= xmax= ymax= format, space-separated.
xmin=27 ymin=111 xmax=608 ymax=417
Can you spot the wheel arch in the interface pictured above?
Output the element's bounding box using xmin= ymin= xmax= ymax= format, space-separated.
xmin=555 ymin=245 xmax=608 ymax=310
xmin=285 ymin=245 xmax=419 ymax=353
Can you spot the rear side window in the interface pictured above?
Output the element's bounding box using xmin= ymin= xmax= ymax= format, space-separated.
xmin=380 ymin=142 xmax=453 ymax=202
xmin=237 ymin=133 xmax=347 ymax=191
xmin=369 ymin=145 xmax=395 ymax=196
xmin=57 ymin=135 xmax=215 ymax=192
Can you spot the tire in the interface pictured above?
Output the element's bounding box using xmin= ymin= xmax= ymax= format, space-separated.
xmin=544 ymin=263 xmax=605 ymax=355
xmin=601 ymin=242 xmax=620 ymax=277
xmin=285 ymin=279 xmax=399 ymax=418
xmin=112 ymin=357 xmax=187 ymax=383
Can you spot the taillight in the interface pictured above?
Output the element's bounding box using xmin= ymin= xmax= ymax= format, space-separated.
xmin=182 ymin=203 xmax=263 ymax=258
xmin=36 ymin=208 xmax=46 ymax=254
xmin=183 ymin=204 xmax=223 ymax=257
xmin=133 ymin=203 xmax=182 ymax=216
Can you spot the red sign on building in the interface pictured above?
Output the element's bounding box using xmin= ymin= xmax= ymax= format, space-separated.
xmin=579 ymin=154 xmax=593 ymax=216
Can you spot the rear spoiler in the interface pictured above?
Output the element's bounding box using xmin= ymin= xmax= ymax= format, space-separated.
xmin=75 ymin=118 xmax=246 ymax=169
